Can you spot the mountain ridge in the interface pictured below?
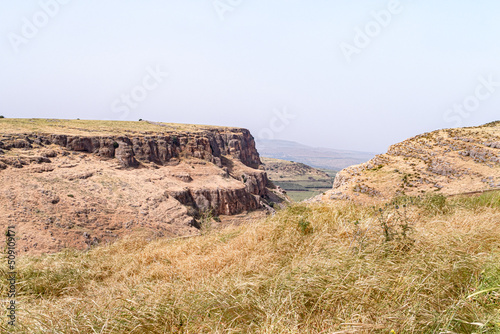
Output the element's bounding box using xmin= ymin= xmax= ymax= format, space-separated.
xmin=255 ymin=139 xmax=377 ymax=170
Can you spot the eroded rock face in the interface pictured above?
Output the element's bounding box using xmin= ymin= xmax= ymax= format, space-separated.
xmin=0 ymin=128 xmax=261 ymax=168
xmin=115 ymin=143 xmax=138 ymax=167
xmin=169 ymin=186 xmax=260 ymax=216
xmin=241 ymin=171 xmax=268 ymax=197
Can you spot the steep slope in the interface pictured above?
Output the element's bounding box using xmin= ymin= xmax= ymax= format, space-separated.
xmin=0 ymin=119 xmax=276 ymax=254
xmin=323 ymin=121 xmax=500 ymax=203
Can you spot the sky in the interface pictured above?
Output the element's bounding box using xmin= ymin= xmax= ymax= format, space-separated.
xmin=1 ymin=0 xmax=499 ymax=153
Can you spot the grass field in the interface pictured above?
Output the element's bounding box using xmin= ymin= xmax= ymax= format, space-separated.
xmin=2 ymin=191 xmax=500 ymax=333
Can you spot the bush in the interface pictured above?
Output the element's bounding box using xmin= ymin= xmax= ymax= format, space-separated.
xmin=374 ymin=196 xmax=417 ymax=243
xmin=297 ymin=218 xmax=313 ymax=235
xmin=0 ymin=115 xmax=4 ymax=118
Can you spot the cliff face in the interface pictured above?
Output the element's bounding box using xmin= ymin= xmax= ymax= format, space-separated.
xmin=0 ymin=128 xmax=261 ymax=169
xmin=323 ymin=121 xmax=500 ymax=203
xmin=0 ymin=120 xmax=276 ymax=255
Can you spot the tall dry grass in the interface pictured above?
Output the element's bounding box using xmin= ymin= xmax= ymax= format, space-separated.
xmin=1 ymin=193 xmax=500 ymax=333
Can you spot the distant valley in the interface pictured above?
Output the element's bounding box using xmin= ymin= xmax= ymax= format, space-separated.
xmin=261 ymin=157 xmax=336 ymax=202
xmin=255 ymin=139 xmax=377 ymax=171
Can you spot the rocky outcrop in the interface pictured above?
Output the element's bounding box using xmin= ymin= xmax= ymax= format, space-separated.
xmin=169 ymin=186 xmax=260 ymax=216
xmin=0 ymin=127 xmax=269 ymax=209
xmin=326 ymin=122 xmax=500 ymax=203
xmin=0 ymin=129 xmax=261 ymax=169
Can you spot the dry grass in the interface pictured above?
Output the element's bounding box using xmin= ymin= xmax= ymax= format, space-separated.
xmin=2 ymin=193 xmax=500 ymax=333
xmin=0 ymin=118 xmax=230 ymax=136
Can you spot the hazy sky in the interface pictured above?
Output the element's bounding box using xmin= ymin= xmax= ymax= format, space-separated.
xmin=1 ymin=0 xmax=499 ymax=152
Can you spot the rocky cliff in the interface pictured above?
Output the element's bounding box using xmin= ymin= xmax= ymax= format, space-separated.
xmin=0 ymin=119 xmax=277 ymax=254
xmin=322 ymin=121 xmax=500 ymax=203
xmin=0 ymin=127 xmax=261 ymax=168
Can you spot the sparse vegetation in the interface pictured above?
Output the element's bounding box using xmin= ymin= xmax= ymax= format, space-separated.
xmin=2 ymin=192 xmax=499 ymax=333
xmin=0 ymin=118 xmax=228 ymax=136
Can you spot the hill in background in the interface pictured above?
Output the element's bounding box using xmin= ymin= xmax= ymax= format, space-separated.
xmin=261 ymin=157 xmax=336 ymax=201
xmin=255 ymin=139 xmax=377 ymax=171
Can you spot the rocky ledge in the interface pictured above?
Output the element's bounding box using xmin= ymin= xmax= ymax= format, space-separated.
xmin=0 ymin=127 xmax=261 ymax=168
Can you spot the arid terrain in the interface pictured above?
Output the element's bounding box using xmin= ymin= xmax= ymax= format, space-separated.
xmin=320 ymin=121 xmax=500 ymax=203
xmin=0 ymin=119 xmax=285 ymax=255
xmin=1 ymin=120 xmax=499 ymax=333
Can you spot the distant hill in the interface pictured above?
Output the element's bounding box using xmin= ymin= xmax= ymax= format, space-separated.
xmin=261 ymin=157 xmax=336 ymax=202
xmin=255 ymin=139 xmax=377 ymax=171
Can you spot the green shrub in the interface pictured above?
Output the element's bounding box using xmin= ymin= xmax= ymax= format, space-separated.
xmin=297 ymin=218 xmax=312 ymax=235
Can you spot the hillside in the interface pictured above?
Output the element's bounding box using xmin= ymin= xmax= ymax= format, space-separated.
xmin=261 ymin=157 xmax=336 ymax=201
xmin=0 ymin=118 xmax=285 ymax=255
xmin=322 ymin=121 xmax=500 ymax=203
xmin=3 ymin=191 xmax=500 ymax=332
xmin=255 ymin=139 xmax=377 ymax=170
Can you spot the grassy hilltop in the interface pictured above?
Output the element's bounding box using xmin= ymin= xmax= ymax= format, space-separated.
xmin=2 ymin=192 xmax=500 ymax=333
xmin=0 ymin=118 xmax=229 ymax=136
